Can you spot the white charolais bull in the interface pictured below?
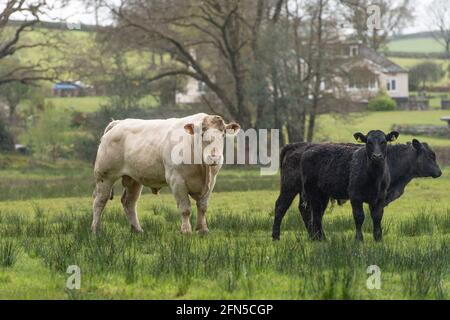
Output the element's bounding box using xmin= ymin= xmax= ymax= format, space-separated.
xmin=92 ymin=113 xmax=240 ymax=234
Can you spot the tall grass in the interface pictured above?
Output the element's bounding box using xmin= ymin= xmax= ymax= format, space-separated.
xmin=0 ymin=200 xmax=447 ymax=299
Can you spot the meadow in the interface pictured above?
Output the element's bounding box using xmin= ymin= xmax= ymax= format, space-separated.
xmin=387 ymin=37 xmax=446 ymax=54
xmin=0 ymin=28 xmax=449 ymax=300
xmin=0 ymin=161 xmax=449 ymax=299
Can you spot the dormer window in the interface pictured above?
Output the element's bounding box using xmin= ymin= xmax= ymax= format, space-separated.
xmin=349 ymin=45 xmax=359 ymax=57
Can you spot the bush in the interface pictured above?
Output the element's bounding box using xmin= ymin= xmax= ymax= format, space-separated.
xmin=73 ymin=135 xmax=98 ymax=163
xmin=21 ymin=103 xmax=73 ymax=161
xmin=409 ymin=62 xmax=446 ymax=91
xmin=368 ymin=92 xmax=397 ymax=111
xmin=0 ymin=119 xmax=14 ymax=152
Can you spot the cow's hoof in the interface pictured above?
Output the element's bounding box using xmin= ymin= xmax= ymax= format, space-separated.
xmin=197 ymin=228 xmax=209 ymax=236
xmin=131 ymin=226 xmax=144 ymax=233
xmin=181 ymin=225 xmax=192 ymax=235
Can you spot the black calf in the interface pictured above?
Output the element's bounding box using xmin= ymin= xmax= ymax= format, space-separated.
xmin=273 ymin=136 xmax=442 ymax=241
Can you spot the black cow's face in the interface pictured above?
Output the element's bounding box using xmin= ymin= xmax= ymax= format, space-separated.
xmin=354 ymin=130 xmax=399 ymax=163
xmin=412 ymin=139 xmax=442 ymax=178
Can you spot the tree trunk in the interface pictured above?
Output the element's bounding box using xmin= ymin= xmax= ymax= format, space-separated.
xmin=8 ymin=104 xmax=17 ymax=125
xmin=306 ymin=95 xmax=318 ymax=142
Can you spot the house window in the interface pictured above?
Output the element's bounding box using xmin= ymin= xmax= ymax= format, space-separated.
xmin=387 ymin=79 xmax=396 ymax=92
xmin=349 ymin=45 xmax=359 ymax=57
xmin=368 ymin=80 xmax=378 ymax=90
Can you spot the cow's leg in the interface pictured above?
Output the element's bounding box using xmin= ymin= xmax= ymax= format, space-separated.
xmin=351 ymin=200 xmax=365 ymax=241
xmin=369 ymin=202 xmax=384 ymax=242
xmin=196 ymin=198 xmax=209 ymax=235
xmin=299 ymin=196 xmax=314 ymax=238
xmin=91 ymin=179 xmax=115 ymax=233
xmin=168 ymin=175 xmax=192 ymax=235
xmin=121 ymin=175 xmax=144 ymax=233
xmin=272 ymin=189 xmax=298 ymax=240
xmin=314 ymin=195 xmax=328 ymax=241
xmin=307 ymin=191 xmax=328 ymax=241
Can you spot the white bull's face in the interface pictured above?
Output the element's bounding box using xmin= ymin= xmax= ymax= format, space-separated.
xmin=184 ymin=115 xmax=240 ymax=166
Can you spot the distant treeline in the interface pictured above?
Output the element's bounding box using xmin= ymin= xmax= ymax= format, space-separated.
xmin=6 ymin=19 xmax=97 ymax=32
xmin=388 ymin=31 xmax=437 ymax=41
xmin=384 ymin=51 xmax=449 ymax=59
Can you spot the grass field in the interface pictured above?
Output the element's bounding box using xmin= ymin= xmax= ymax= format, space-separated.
xmin=0 ymin=164 xmax=448 ymax=299
xmin=387 ymin=37 xmax=446 ymax=54
xmin=43 ymin=95 xmax=159 ymax=113
xmin=389 ymin=57 xmax=450 ymax=88
xmin=315 ymin=110 xmax=450 ymax=146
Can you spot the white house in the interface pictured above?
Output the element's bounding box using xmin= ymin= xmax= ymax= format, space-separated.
xmin=174 ymin=42 xmax=409 ymax=106
xmin=342 ymin=42 xmax=409 ymax=104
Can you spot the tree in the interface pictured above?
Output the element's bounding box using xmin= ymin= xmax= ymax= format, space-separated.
xmin=84 ymin=0 xmax=356 ymax=144
xmin=427 ymin=0 xmax=450 ymax=58
xmin=22 ymin=104 xmax=72 ymax=161
xmin=95 ymin=0 xmax=288 ymax=129
xmin=409 ymin=61 xmax=445 ymax=91
xmin=0 ymin=71 xmax=30 ymax=124
xmin=0 ymin=0 xmax=55 ymax=86
xmin=341 ymin=0 xmax=414 ymax=51
xmin=0 ymin=118 xmax=14 ymax=152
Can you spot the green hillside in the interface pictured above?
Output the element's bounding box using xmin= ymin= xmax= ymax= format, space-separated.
xmin=387 ymin=37 xmax=446 ymax=54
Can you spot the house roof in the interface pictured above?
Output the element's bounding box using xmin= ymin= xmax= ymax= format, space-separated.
xmin=359 ymin=45 xmax=408 ymax=74
xmin=53 ymin=82 xmax=81 ymax=90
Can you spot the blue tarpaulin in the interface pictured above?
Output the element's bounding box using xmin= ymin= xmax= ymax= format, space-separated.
xmin=53 ymin=83 xmax=81 ymax=90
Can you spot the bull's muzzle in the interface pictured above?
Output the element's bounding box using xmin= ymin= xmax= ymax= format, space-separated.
xmin=206 ymin=155 xmax=222 ymax=166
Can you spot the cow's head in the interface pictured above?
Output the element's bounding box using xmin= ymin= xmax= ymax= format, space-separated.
xmin=354 ymin=130 xmax=399 ymax=163
xmin=411 ymin=139 xmax=442 ymax=178
xmin=184 ymin=115 xmax=240 ymax=166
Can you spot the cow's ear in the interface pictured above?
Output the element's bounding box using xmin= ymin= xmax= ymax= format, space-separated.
xmin=353 ymin=132 xmax=367 ymax=143
xmin=225 ymin=122 xmax=240 ymax=135
xmin=412 ymin=139 xmax=422 ymax=151
xmin=386 ymin=131 xmax=399 ymax=142
xmin=184 ymin=123 xmax=195 ymax=135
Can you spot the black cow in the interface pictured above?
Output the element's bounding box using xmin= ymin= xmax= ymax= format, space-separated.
xmin=272 ymin=136 xmax=442 ymax=241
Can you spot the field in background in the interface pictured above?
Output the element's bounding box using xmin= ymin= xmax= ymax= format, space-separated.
xmin=0 ymin=165 xmax=448 ymax=299
xmin=315 ymin=110 xmax=450 ymax=146
xmin=389 ymin=57 xmax=450 ymax=88
xmin=387 ymin=37 xmax=446 ymax=54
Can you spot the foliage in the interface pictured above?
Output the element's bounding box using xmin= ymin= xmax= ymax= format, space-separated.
xmin=368 ymin=91 xmax=397 ymax=111
xmin=409 ymin=61 xmax=446 ymax=91
xmin=0 ymin=167 xmax=448 ymax=298
xmin=0 ymin=81 xmax=30 ymax=121
xmin=21 ymin=103 xmax=73 ymax=161
xmin=0 ymin=118 xmax=14 ymax=152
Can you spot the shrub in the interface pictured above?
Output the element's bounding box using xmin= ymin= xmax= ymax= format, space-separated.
xmin=73 ymin=135 xmax=98 ymax=163
xmin=368 ymin=92 xmax=397 ymax=111
xmin=409 ymin=61 xmax=446 ymax=91
xmin=0 ymin=119 xmax=14 ymax=152
xmin=21 ymin=103 xmax=73 ymax=161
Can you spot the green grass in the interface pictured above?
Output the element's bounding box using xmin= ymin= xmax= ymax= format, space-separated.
xmin=315 ymin=110 xmax=450 ymax=146
xmin=0 ymin=166 xmax=448 ymax=299
xmin=389 ymin=57 xmax=450 ymax=87
xmin=44 ymin=95 xmax=160 ymax=113
xmin=387 ymin=37 xmax=446 ymax=54
xmin=45 ymin=96 xmax=109 ymax=113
